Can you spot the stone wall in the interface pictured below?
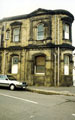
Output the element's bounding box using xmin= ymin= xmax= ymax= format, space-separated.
xmin=0 ymin=9 xmax=74 ymax=86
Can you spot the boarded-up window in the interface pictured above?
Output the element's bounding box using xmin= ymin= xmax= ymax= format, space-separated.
xmin=11 ymin=56 xmax=19 ymax=74
xmin=64 ymin=55 xmax=69 ymax=75
xmin=63 ymin=24 xmax=69 ymax=39
xmin=35 ymin=56 xmax=45 ymax=73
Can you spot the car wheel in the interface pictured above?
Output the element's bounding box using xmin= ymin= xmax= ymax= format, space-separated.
xmin=10 ymin=84 xmax=15 ymax=90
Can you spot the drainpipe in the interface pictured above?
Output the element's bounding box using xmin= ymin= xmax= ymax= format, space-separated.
xmin=57 ymin=18 xmax=60 ymax=86
xmin=3 ymin=22 xmax=6 ymax=74
xmin=54 ymin=15 xmax=56 ymax=86
xmin=54 ymin=53 xmax=56 ymax=86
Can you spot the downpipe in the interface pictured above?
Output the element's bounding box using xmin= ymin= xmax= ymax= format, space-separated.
xmin=54 ymin=15 xmax=57 ymax=86
xmin=57 ymin=18 xmax=60 ymax=86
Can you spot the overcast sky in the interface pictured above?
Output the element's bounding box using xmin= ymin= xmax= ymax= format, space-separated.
xmin=0 ymin=0 xmax=75 ymax=46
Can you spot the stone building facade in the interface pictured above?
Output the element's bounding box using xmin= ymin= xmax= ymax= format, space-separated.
xmin=0 ymin=8 xmax=74 ymax=86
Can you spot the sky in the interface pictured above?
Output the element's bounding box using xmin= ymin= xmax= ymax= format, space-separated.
xmin=0 ymin=0 xmax=75 ymax=47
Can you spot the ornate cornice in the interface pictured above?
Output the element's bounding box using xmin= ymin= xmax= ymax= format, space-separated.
xmin=0 ymin=8 xmax=74 ymax=23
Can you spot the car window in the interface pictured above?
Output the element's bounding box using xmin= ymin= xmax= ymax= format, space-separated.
xmin=0 ymin=75 xmax=7 ymax=80
xmin=7 ymin=75 xmax=17 ymax=81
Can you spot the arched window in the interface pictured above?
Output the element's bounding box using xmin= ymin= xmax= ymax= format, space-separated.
xmin=37 ymin=24 xmax=44 ymax=40
xmin=35 ymin=56 xmax=45 ymax=74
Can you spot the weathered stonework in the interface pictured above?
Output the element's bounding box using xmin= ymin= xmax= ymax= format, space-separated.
xmin=0 ymin=8 xmax=74 ymax=86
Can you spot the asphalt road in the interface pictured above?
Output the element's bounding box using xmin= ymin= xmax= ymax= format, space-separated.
xmin=0 ymin=88 xmax=75 ymax=120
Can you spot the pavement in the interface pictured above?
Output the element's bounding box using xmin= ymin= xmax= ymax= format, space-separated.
xmin=26 ymin=86 xmax=75 ymax=96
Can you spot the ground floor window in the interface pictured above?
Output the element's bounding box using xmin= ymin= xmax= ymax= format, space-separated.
xmin=64 ymin=55 xmax=69 ymax=75
xmin=35 ymin=56 xmax=45 ymax=74
xmin=11 ymin=56 xmax=19 ymax=74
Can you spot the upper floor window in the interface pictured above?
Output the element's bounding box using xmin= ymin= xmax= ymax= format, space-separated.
xmin=37 ymin=24 xmax=44 ymax=40
xmin=63 ymin=23 xmax=71 ymax=40
xmin=10 ymin=21 xmax=22 ymax=42
xmin=13 ymin=28 xmax=20 ymax=42
xmin=6 ymin=31 xmax=10 ymax=40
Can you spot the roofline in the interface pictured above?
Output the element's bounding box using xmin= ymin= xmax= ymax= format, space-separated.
xmin=0 ymin=8 xmax=74 ymax=22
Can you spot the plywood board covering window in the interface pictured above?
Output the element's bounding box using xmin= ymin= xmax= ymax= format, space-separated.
xmin=11 ymin=56 xmax=18 ymax=74
xmin=35 ymin=56 xmax=45 ymax=74
xmin=64 ymin=24 xmax=69 ymax=39
xmin=64 ymin=55 xmax=69 ymax=75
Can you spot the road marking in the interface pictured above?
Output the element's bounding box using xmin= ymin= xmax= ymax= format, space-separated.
xmin=0 ymin=93 xmax=38 ymax=104
xmin=72 ymin=114 xmax=75 ymax=117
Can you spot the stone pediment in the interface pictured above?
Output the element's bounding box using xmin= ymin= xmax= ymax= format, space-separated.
xmin=30 ymin=8 xmax=50 ymax=16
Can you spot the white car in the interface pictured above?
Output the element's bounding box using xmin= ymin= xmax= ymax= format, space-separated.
xmin=0 ymin=75 xmax=28 ymax=90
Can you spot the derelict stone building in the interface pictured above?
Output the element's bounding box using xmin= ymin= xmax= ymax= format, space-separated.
xmin=0 ymin=8 xmax=74 ymax=86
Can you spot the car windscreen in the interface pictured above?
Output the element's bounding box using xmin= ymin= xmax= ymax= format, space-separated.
xmin=7 ymin=75 xmax=17 ymax=81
